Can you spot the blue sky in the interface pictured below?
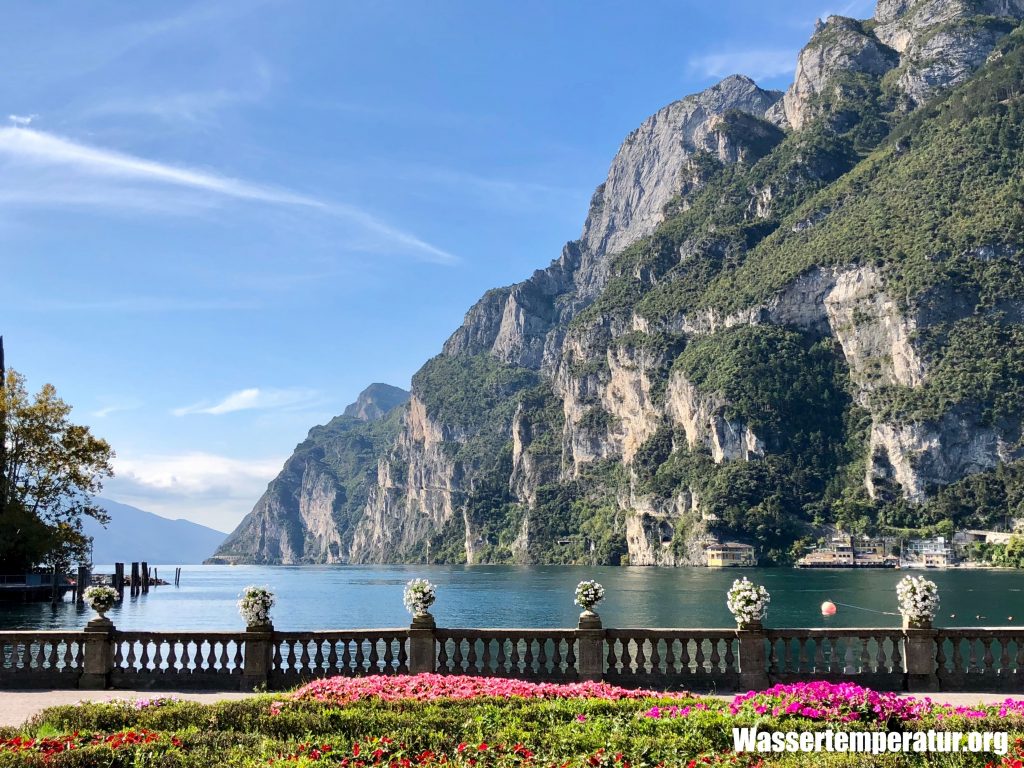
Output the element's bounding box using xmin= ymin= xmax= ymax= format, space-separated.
xmin=1 ymin=0 xmax=875 ymax=532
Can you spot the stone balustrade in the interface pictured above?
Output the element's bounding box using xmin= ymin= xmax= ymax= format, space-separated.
xmin=2 ymin=617 xmax=1024 ymax=692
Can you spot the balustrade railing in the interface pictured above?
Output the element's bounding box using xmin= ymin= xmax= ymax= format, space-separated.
xmin=0 ymin=631 xmax=84 ymax=687
xmin=937 ymin=629 xmax=1024 ymax=690
xmin=435 ymin=629 xmax=578 ymax=680
xmin=765 ymin=629 xmax=904 ymax=690
xmin=111 ymin=631 xmax=244 ymax=688
xmin=271 ymin=630 xmax=409 ymax=686
xmin=1 ymin=621 xmax=1021 ymax=693
xmin=604 ymin=629 xmax=739 ymax=690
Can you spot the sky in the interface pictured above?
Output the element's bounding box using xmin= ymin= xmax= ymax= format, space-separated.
xmin=0 ymin=0 xmax=876 ymax=533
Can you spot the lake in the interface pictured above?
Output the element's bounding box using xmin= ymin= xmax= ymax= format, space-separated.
xmin=2 ymin=565 xmax=1024 ymax=631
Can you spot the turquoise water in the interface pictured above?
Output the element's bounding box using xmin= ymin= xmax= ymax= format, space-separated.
xmin=2 ymin=565 xmax=1023 ymax=631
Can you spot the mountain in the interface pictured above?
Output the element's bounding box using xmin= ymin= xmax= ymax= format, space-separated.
xmin=217 ymin=0 xmax=1024 ymax=566
xmin=209 ymin=384 xmax=410 ymax=563
xmin=343 ymin=384 xmax=411 ymax=421
xmin=84 ymin=499 xmax=226 ymax=564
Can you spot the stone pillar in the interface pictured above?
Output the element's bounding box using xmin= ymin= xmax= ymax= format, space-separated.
xmin=577 ymin=611 xmax=604 ymax=682
xmin=904 ymin=627 xmax=939 ymax=692
xmin=408 ymin=613 xmax=436 ymax=674
xmin=241 ymin=624 xmax=274 ymax=691
xmin=737 ymin=627 xmax=769 ymax=691
xmin=80 ymin=617 xmax=115 ymax=690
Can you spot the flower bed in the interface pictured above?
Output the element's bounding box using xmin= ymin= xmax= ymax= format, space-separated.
xmin=4 ymin=679 xmax=1024 ymax=767
xmin=293 ymin=673 xmax=690 ymax=705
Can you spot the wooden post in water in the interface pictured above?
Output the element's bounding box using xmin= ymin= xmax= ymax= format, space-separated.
xmin=75 ymin=565 xmax=89 ymax=604
xmin=141 ymin=561 xmax=149 ymax=594
xmin=174 ymin=567 xmax=181 ymax=587
xmin=114 ymin=562 xmax=125 ymax=600
xmin=50 ymin=566 xmax=59 ymax=605
xmin=130 ymin=562 xmax=139 ymax=596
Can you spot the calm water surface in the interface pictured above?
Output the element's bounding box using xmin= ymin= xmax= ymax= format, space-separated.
xmin=2 ymin=565 xmax=1023 ymax=631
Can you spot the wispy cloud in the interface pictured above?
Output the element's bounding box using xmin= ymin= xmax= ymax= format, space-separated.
xmin=687 ymin=48 xmax=796 ymax=83
xmin=92 ymin=401 xmax=142 ymax=419
xmin=173 ymin=387 xmax=320 ymax=416
xmin=106 ymin=451 xmax=286 ymax=531
xmin=0 ymin=126 xmax=457 ymax=263
xmin=8 ymin=114 xmax=36 ymax=126
xmin=83 ymin=60 xmax=274 ymax=126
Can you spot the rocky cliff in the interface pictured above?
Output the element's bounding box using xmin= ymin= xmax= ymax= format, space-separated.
xmin=216 ymin=0 xmax=1024 ymax=566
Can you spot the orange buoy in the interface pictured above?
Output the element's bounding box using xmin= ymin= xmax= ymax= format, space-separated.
xmin=821 ymin=600 xmax=838 ymax=616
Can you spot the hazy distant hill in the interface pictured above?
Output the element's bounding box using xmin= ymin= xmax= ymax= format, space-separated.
xmin=84 ymin=499 xmax=226 ymax=564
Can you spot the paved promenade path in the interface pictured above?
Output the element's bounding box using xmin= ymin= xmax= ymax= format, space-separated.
xmin=2 ymin=690 xmax=1022 ymax=728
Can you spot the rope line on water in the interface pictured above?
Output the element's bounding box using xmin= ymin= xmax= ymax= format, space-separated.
xmin=830 ymin=601 xmax=901 ymax=617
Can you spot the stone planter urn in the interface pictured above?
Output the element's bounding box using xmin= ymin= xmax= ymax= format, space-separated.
xmin=902 ymin=615 xmax=932 ymax=630
xmin=578 ymin=608 xmax=602 ymax=630
xmin=737 ymin=619 xmax=763 ymax=631
xmin=84 ymin=586 xmax=117 ymax=628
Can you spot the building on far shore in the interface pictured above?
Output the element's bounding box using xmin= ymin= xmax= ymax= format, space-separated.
xmin=902 ymin=536 xmax=957 ymax=568
xmin=705 ymin=542 xmax=756 ymax=567
xmin=796 ymin=534 xmax=898 ymax=569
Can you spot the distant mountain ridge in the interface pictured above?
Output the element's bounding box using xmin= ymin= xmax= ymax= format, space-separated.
xmin=343 ymin=383 xmax=411 ymax=421
xmin=84 ymin=499 xmax=226 ymax=564
xmin=216 ymin=0 xmax=1024 ymax=566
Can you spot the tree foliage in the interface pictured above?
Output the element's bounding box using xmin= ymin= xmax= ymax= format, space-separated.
xmin=0 ymin=368 xmax=114 ymax=572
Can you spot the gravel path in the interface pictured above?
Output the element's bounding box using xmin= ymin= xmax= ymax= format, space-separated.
xmin=0 ymin=689 xmax=1019 ymax=728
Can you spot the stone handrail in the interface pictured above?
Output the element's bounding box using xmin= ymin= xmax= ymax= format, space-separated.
xmin=2 ymin=619 xmax=1022 ymax=692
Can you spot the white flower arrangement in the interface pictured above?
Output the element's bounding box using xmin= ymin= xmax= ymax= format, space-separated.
xmin=84 ymin=585 xmax=117 ymax=615
xmin=896 ymin=575 xmax=939 ymax=625
xmin=574 ymin=580 xmax=605 ymax=611
xmin=403 ymin=578 xmax=436 ymax=616
xmin=238 ymin=585 xmax=275 ymax=627
xmin=727 ymin=577 xmax=770 ymax=627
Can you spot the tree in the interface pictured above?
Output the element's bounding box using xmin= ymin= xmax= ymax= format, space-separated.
xmin=0 ymin=363 xmax=114 ymax=573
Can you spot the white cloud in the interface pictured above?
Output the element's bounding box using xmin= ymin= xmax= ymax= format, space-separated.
xmin=106 ymin=451 xmax=285 ymax=531
xmin=92 ymin=402 xmax=141 ymax=418
xmin=687 ymin=48 xmax=796 ymax=83
xmin=8 ymin=114 xmax=37 ymax=126
xmin=173 ymin=387 xmax=319 ymax=416
xmin=0 ymin=126 xmax=457 ymax=264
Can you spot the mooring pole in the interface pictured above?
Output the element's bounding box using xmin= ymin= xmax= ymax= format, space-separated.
xmin=114 ymin=562 xmax=124 ymax=600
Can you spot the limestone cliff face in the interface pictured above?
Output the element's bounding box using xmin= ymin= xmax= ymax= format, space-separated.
xmin=209 ymin=384 xmax=408 ymax=564
xmin=867 ymin=408 xmax=1024 ymax=502
xmin=348 ymin=395 xmax=462 ymax=562
xmin=779 ymin=16 xmax=899 ymax=131
xmin=442 ymin=75 xmax=783 ymax=373
xmin=217 ymin=0 xmax=1024 ymax=566
xmin=768 ymin=0 xmax=1024 ymax=131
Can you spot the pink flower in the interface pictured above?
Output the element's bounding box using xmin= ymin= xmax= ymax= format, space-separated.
xmin=292 ymin=673 xmax=691 ymax=705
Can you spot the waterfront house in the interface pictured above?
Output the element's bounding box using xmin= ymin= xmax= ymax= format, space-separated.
xmin=705 ymin=541 xmax=756 ymax=567
xmin=902 ymin=536 xmax=957 ymax=567
xmin=796 ymin=534 xmax=898 ymax=568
